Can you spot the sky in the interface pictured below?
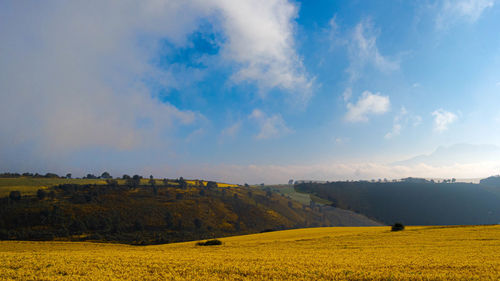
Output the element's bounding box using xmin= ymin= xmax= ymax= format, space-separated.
xmin=1 ymin=0 xmax=500 ymax=184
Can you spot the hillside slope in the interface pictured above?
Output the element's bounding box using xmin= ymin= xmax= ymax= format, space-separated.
xmin=0 ymin=181 xmax=379 ymax=244
xmin=295 ymin=181 xmax=500 ymax=225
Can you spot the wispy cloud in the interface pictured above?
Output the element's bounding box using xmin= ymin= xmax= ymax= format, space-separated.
xmin=334 ymin=137 xmax=350 ymax=145
xmin=436 ymin=0 xmax=496 ymax=28
xmin=432 ymin=109 xmax=458 ymax=132
xmin=249 ymin=109 xmax=293 ymax=139
xmin=220 ymin=121 xmax=242 ymax=139
xmin=342 ymin=87 xmax=353 ymax=102
xmin=385 ymin=107 xmax=422 ymax=139
xmin=345 ymin=91 xmax=390 ymax=122
xmin=347 ymin=19 xmax=400 ymax=82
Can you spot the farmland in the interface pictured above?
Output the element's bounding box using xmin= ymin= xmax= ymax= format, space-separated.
xmin=1 ymin=225 xmax=499 ymax=280
xmin=0 ymin=176 xmax=238 ymax=197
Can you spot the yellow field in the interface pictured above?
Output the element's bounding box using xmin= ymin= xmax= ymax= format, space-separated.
xmin=1 ymin=225 xmax=499 ymax=280
xmin=185 ymin=180 xmax=239 ymax=188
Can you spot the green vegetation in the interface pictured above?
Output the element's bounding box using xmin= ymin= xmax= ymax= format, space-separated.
xmin=0 ymin=177 xmax=106 ymax=196
xmin=391 ymin=222 xmax=405 ymax=231
xmin=259 ymin=185 xmax=312 ymax=205
xmin=0 ymin=176 xmax=377 ymax=245
xmin=295 ymin=179 xmax=500 ymax=225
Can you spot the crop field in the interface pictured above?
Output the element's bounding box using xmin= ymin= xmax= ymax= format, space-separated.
xmin=1 ymin=225 xmax=499 ymax=280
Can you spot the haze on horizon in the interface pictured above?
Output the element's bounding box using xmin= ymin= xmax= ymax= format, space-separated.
xmin=1 ymin=0 xmax=500 ymax=184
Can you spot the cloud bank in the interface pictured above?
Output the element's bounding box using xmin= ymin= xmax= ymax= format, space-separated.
xmin=151 ymin=160 xmax=500 ymax=184
xmin=0 ymin=0 xmax=310 ymax=170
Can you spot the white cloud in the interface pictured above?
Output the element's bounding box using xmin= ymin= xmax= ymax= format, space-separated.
xmin=437 ymin=0 xmax=495 ymax=28
xmin=0 ymin=0 xmax=310 ymax=161
xmin=347 ymin=20 xmax=400 ymax=82
xmin=385 ymin=124 xmax=403 ymax=139
xmin=432 ymin=109 xmax=458 ymax=132
xmin=345 ymin=91 xmax=390 ymax=122
xmin=249 ymin=109 xmax=292 ymax=139
xmin=217 ymin=0 xmax=313 ymax=101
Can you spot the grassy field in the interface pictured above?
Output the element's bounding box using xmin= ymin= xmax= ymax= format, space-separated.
xmin=263 ymin=185 xmax=312 ymax=205
xmin=0 ymin=177 xmax=238 ymax=197
xmin=1 ymin=225 xmax=499 ymax=280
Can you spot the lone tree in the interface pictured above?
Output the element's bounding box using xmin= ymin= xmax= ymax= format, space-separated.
xmin=206 ymin=181 xmax=218 ymax=189
xmin=101 ymin=172 xmax=112 ymax=179
xmin=391 ymin=222 xmax=405 ymax=231
xmin=148 ymin=175 xmax=155 ymax=187
xmin=178 ymin=177 xmax=187 ymax=189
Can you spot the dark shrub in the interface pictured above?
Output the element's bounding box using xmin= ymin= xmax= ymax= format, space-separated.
xmin=391 ymin=222 xmax=405 ymax=231
xmin=206 ymin=181 xmax=218 ymax=189
xmin=37 ymin=189 xmax=46 ymax=200
xmin=196 ymin=239 xmax=222 ymax=246
xmin=9 ymin=191 xmax=21 ymax=201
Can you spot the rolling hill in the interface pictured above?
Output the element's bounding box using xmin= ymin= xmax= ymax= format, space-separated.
xmin=0 ymin=177 xmax=379 ymax=244
xmin=1 ymin=225 xmax=499 ymax=280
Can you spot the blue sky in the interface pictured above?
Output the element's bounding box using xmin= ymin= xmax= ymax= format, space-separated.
xmin=1 ymin=0 xmax=500 ymax=183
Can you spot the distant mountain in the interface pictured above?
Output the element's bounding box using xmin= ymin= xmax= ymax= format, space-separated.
xmin=392 ymin=143 xmax=500 ymax=166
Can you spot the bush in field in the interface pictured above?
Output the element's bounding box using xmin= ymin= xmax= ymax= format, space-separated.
xmin=391 ymin=222 xmax=405 ymax=231
xmin=196 ymin=239 xmax=222 ymax=246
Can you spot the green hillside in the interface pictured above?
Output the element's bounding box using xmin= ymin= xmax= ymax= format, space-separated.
xmin=0 ymin=179 xmax=379 ymax=245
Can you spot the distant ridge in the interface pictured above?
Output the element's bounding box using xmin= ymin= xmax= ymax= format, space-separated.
xmin=392 ymin=143 xmax=500 ymax=166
